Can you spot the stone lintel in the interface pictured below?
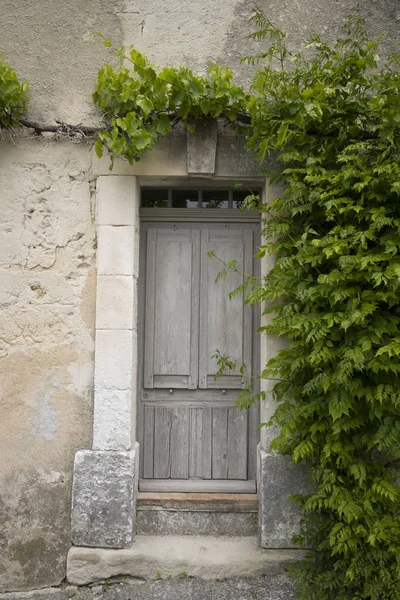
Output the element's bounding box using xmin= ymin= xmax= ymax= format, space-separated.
xmin=187 ymin=120 xmax=218 ymax=175
xmin=258 ymin=446 xmax=309 ymax=549
xmin=71 ymin=447 xmax=138 ymax=549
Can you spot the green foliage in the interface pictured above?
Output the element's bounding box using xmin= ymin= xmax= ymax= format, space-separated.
xmin=93 ymin=9 xmax=400 ymax=599
xmin=0 ymin=54 xmax=29 ymax=127
xmin=93 ymin=39 xmax=247 ymax=165
xmin=243 ymin=9 xmax=400 ymax=600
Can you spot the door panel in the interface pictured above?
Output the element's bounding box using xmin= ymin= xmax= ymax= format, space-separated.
xmin=199 ymin=228 xmax=253 ymax=389
xmin=153 ymin=406 xmax=190 ymax=478
xmin=212 ymin=406 xmax=248 ymax=479
xmin=139 ymin=221 xmax=259 ymax=492
xmin=144 ymin=228 xmax=200 ymax=389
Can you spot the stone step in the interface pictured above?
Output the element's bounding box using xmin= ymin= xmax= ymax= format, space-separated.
xmin=136 ymin=492 xmax=259 ymax=536
xmin=67 ymin=535 xmax=305 ymax=587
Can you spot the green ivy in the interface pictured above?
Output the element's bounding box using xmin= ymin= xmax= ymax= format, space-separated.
xmin=242 ymin=10 xmax=400 ymax=600
xmin=92 ymin=39 xmax=247 ymax=166
xmin=0 ymin=54 xmax=29 ymax=127
xmin=94 ymin=10 xmax=400 ymax=599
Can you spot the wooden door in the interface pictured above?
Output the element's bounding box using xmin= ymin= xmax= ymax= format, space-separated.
xmin=138 ymin=221 xmax=259 ymax=493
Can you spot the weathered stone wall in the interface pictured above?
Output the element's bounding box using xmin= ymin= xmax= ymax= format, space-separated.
xmin=0 ymin=140 xmax=96 ymax=591
xmin=1 ymin=0 xmax=399 ymax=592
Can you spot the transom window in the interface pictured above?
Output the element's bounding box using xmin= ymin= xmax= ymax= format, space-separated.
xmin=141 ymin=188 xmax=259 ymax=209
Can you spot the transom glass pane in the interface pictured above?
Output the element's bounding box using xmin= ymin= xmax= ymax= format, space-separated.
xmin=142 ymin=188 xmax=168 ymax=208
xmin=141 ymin=187 xmax=261 ymax=208
xmin=202 ymin=190 xmax=229 ymax=209
xmin=172 ymin=189 xmax=199 ymax=208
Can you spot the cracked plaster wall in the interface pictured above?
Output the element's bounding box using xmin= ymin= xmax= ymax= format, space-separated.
xmin=0 ymin=140 xmax=96 ymax=592
xmin=1 ymin=0 xmax=399 ymax=593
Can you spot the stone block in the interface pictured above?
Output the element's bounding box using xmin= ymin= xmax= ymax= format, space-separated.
xmin=258 ymin=447 xmax=309 ymax=549
xmin=94 ymin=330 xmax=133 ymax=390
xmin=71 ymin=449 xmax=137 ymax=548
xmin=93 ymin=389 xmax=132 ymax=450
xmin=97 ymin=176 xmax=138 ymax=226
xmin=136 ymin=509 xmax=258 ymax=536
xmin=97 ymin=226 xmax=135 ymax=275
xmin=95 ymin=275 xmax=134 ymax=330
xmin=187 ymin=120 xmax=217 ymax=174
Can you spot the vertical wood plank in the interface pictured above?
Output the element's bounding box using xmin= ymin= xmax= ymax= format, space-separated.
xmin=189 ymin=408 xmax=203 ymax=478
xmin=227 ymin=406 xmax=248 ymax=479
xmin=189 ymin=229 xmax=200 ymax=389
xmin=212 ymin=407 xmax=228 ymax=478
xmin=144 ymin=229 xmax=157 ymax=388
xmin=243 ymin=229 xmax=253 ymax=386
xmin=198 ymin=229 xmax=209 ymax=389
xmin=170 ymin=407 xmax=189 ymax=479
xmin=153 ymin=407 xmax=173 ymax=478
xmin=248 ymin=400 xmax=259 ymax=481
xmin=143 ymin=406 xmax=154 ymax=478
xmin=202 ymin=407 xmax=212 ymax=479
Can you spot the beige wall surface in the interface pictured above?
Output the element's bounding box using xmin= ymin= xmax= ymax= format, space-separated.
xmin=0 ymin=141 xmax=96 ymax=590
xmin=0 ymin=0 xmax=399 ymax=592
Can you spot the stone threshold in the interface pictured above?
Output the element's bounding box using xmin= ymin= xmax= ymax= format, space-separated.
xmin=67 ymin=535 xmax=305 ymax=586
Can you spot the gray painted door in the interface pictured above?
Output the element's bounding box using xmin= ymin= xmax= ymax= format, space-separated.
xmin=138 ymin=221 xmax=259 ymax=493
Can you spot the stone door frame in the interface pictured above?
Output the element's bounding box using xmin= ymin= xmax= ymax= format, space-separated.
xmin=69 ymin=129 xmax=306 ymax=552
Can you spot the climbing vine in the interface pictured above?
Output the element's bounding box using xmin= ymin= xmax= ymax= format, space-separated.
xmin=92 ymin=39 xmax=248 ymax=166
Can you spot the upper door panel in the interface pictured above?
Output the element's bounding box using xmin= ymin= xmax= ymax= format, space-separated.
xmin=199 ymin=226 xmax=253 ymax=390
xmin=144 ymin=227 xmax=200 ymax=389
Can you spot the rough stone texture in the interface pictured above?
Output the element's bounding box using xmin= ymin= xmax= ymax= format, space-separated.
xmin=136 ymin=509 xmax=258 ymax=536
xmin=71 ymin=449 xmax=137 ymax=548
xmin=0 ymin=140 xmax=95 ymax=592
xmin=93 ymin=389 xmax=133 ymax=451
xmin=258 ymin=449 xmax=309 ymax=549
xmin=0 ymin=577 xmax=298 ymax=600
xmin=187 ymin=120 xmax=218 ymax=175
xmin=0 ymin=589 xmax=74 ymax=600
xmin=67 ymin=535 xmax=304 ymax=585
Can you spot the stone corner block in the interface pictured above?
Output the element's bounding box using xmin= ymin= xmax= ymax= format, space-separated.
xmin=93 ymin=389 xmax=133 ymax=451
xmin=94 ymin=329 xmax=133 ymax=390
xmin=95 ymin=275 xmax=135 ymax=330
xmin=187 ymin=119 xmax=218 ymax=175
xmin=71 ymin=448 xmax=138 ymax=548
xmin=97 ymin=225 xmax=135 ymax=276
xmin=97 ymin=175 xmax=139 ymax=226
xmin=258 ymin=446 xmax=309 ymax=549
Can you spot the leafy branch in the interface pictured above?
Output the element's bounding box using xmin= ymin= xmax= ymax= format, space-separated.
xmin=0 ymin=54 xmax=29 ymax=128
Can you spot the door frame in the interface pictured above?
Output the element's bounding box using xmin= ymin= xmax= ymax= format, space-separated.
xmin=137 ymin=205 xmax=261 ymax=493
